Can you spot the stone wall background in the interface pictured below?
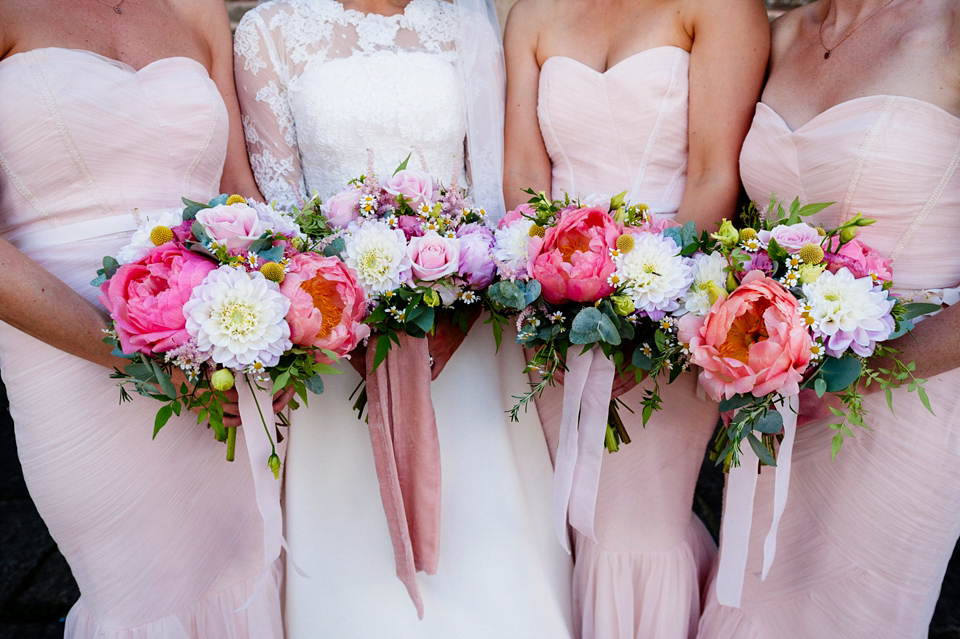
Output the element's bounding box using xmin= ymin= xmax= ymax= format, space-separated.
xmin=1 ymin=1 xmax=958 ymax=637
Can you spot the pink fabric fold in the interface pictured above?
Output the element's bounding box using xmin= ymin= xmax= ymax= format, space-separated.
xmin=365 ymin=333 xmax=441 ymax=618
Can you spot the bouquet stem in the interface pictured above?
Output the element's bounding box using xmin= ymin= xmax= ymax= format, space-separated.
xmin=226 ymin=426 xmax=237 ymax=462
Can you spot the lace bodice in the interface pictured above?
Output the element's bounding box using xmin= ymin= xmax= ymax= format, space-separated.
xmin=235 ymin=0 xmax=500 ymax=211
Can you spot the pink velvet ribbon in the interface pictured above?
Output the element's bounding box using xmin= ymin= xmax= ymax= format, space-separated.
xmin=715 ymin=393 xmax=798 ymax=608
xmin=552 ymin=346 xmax=617 ymax=553
xmin=365 ymin=334 xmax=441 ymax=619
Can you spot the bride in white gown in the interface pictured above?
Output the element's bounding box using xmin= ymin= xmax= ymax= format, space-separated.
xmin=234 ymin=0 xmax=574 ymax=636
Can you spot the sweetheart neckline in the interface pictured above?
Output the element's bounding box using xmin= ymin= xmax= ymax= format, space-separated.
xmin=756 ymin=95 xmax=960 ymax=134
xmin=541 ymin=46 xmax=689 ymax=77
xmin=0 ymin=47 xmax=209 ymax=76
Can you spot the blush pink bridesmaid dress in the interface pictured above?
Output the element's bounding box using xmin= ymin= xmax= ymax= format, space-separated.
xmin=698 ymin=95 xmax=960 ymax=639
xmin=534 ymin=46 xmax=718 ymax=639
xmin=0 ymin=48 xmax=282 ymax=638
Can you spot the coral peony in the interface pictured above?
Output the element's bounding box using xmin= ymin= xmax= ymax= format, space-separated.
xmin=824 ymin=238 xmax=893 ymax=283
xmin=531 ymin=207 xmax=621 ymax=304
xmin=281 ymin=253 xmax=370 ymax=362
xmin=681 ymin=271 xmax=812 ymax=401
xmin=100 ymin=245 xmax=218 ymax=355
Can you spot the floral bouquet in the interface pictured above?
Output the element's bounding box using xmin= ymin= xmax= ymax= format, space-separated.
xmin=488 ymin=190 xmax=705 ymax=451
xmin=94 ymin=194 xmax=369 ymax=473
xmin=677 ymin=197 xmax=936 ymax=468
xmin=294 ymin=160 xmax=497 ymax=371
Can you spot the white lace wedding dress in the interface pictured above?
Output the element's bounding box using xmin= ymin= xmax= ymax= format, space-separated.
xmin=235 ymin=1 xmax=574 ymax=636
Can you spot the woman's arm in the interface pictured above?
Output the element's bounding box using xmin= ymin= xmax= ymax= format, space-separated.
xmin=503 ymin=0 xmax=552 ymax=211
xmin=186 ymin=0 xmax=265 ymax=201
xmin=676 ymin=0 xmax=769 ymax=230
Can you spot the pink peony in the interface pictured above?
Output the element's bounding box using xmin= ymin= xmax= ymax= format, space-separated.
xmin=498 ymin=203 xmax=536 ymax=229
xmin=407 ymin=231 xmax=460 ymax=281
xmin=99 ymin=244 xmax=217 ymax=355
xmin=531 ymin=207 xmax=621 ymax=304
xmin=383 ymin=169 xmax=434 ymax=208
xmin=280 ymin=253 xmax=370 ymax=362
xmin=456 ymin=223 xmax=496 ymax=289
xmin=758 ymin=223 xmax=821 ymax=253
xmin=195 ymin=202 xmax=266 ymax=251
xmin=824 ymin=238 xmax=893 ymax=283
xmin=322 ymin=188 xmax=362 ymax=229
xmin=680 ymin=271 xmax=812 ymax=402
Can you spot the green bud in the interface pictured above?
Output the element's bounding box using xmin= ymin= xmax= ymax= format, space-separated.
xmin=609 ymin=191 xmax=627 ymax=210
xmin=712 ymin=219 xmax=739 ymax=248
xmin=210 ymin=368 xmax=235 ymax=392
xmin=839 ymin=226 xmax=858 ymax=243
xmin=423 ymin=289 xmax=440 ymax=308
xmin=726 ymin=272 xmax=739 ymax=293
xmin=611 ymin=294 xmax=635 ymax=316
xmin=268 ymin=453 xmax=281 ymax=479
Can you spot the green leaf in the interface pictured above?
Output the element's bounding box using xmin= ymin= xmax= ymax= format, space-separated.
xmin=256 ymin=245 xmax=284 ymax=263
xmin=900 ymin=302 xmax=941 ymax=321
xmin=746 ymin=433 xmax=777 ymax=467
xmin=663 ymin=220 xmax=698 ymax=252
xmin=753 ymin=409 xmax=784 ymax=435
xmin=718 ymin=394 xmax=753 ymax=412
xmin=487 ymin=280 xmax=527 ymax=310
xmin=150 ymin=361 xmax=176 ymax=399
xmin=831 ymin=432 xmax=844 ymax=459
xmin=323 ymin=237 xmax=346 ymax=258
xmin=814 ymin=377 xmax=828 ymax=398
xmin=394 ymin=154 xmax=411 ymax=173
xmin=917 ymin=385 xmax=933 ymax=414
xmin=406 ymin=305 xmax=435 ymax=334
xmin=797 ymin=201 xmax=833 ymax=218
xmin=570 ymin=307 xmax=620 ymax=345
xmin=632 ymin=346 xmax=654 ymax=371
xmin=181 ymin=197 xmax=208 ymax=220
xmin=523 ymin=280 xmax=542 ymax=306
xmin=153 ymin=404 xmax=173 ymax=439
xmin=207 ymin=194 xmax=229 ymax=207
xmin=272 ymin=370 xmax=292 ymax=394
xmin=372 ymin=334 xmax=392 ymax=371
xmin=191 ymin=220 xmax=211 ymax=245
xmin=304 ymin=374 xmax=325 ymax=395
xmin=819 ymin=355 xmax=862 ymax=392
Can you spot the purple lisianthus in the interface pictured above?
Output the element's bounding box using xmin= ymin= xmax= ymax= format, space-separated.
xmin=397 ymin=215 xmax=424 ymax=240
xmin=744 ymin=251 xmax=774 ymax=276
xmin=456 ymin=223 xmax=496 ymax=289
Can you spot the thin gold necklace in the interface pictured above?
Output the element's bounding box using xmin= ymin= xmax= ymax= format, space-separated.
xmin=93 ymin=0 xmax=125 ymax=14
xmin=818 ymin=0 xmax=896 ymax=59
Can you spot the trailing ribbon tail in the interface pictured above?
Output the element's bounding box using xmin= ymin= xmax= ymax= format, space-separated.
xmin=365 ymin=334 xmax=441 ymax=618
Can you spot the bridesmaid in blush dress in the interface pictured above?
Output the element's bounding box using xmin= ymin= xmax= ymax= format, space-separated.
xmin=0 ymin=0 xmax=289 ymax=636
xmin=502 ymin=0 xmax=768 ymax=637
xmin=698 ymin=1 xmax=960 ymax=638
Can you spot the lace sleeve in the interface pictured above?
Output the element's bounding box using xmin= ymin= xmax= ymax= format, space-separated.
xmin=234 ymin=7 xmax=306 ymax=209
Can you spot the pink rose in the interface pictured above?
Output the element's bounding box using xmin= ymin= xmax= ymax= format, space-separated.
xmin=99 ymin=245 xmax=217 ymax=355
xmin=824 ymin=238 xmax=893 ymax=283
xmin=407 ymin=231 xmax=460 ymax=281
xmin=531 ymin=207 xmax=621 ymax=304
xmin=498 ymin=203 xmax=536 ymax=229
xmin=683 ymin=270 xmax=812 ymax=402
xmin=384 ymin=169 xmax=434 ymax=208
xmin=322 ymin=188 xmax=362 ymax=229
xmin=281 ymin=253 xmax=370 ymax=363
xmin=195 ymin=202 xmax=266 ymax=251
xmin=758 ymin=223 xmax=821 ymax=253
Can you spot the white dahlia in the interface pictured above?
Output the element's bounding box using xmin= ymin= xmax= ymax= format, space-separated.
xmin=184 ymin=266 xmax=292 ymax=370
xmin=343 ymin=220 xmax=411 ymax=295
xmin=681 ymin=251 xmax=728 ymax=316
xmin=493 ymin=218 xmax=536 ymax=279
xmin=614 ymin=233 xmax=694 ymax=318
xmin=801 ymin=268 xmax=895 ymax=357
xmin=117 ymin=209 xmax=183 ymax=264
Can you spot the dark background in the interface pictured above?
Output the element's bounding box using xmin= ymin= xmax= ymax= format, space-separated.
xmin=1 ymin=375 xmax=958 ymax=637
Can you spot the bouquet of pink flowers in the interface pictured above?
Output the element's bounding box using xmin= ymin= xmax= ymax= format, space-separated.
xmin=95 ymin=194 xmax=369 ymax=471
xmin=293 ymin=160 xmax=497 ymax=369
xmin=488 ymin=190 xmax=702 ymax=451
xmin=677 ymin=197 xmax=935 ymax=467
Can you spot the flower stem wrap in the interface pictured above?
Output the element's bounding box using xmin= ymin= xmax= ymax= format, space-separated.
xmin=365 ymin=334 xmax=441 ymax=619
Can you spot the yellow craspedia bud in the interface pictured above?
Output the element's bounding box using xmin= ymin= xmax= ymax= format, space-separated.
xmin=225 ymin=195 xmax=247 ymax=205
xmin=529 ymin=225 xmax=546 ymax=238
xmin=211 ymin=368 xmax=235 ymax=392
xmin=739 ymin=228 xmax=758 ymax=241
xmin=260 ymin=262 xmax=285 ymax=283
xmin=816 ymin=226 xmax=827 ymax=237
xmin=150 ymin=225 xmax=174 ymax=246
xmin=798 ymin=243 xmax=825 ymax=264
xmin=616 ymin=234 xmax=635 ymax=253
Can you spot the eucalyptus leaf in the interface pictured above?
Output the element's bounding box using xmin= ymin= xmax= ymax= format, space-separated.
xmin=247 ymin=235 xmax=273 ymax=254
xmin=632 ymin=346 xmax=654 ymax=371
xmin=191 ymin=221 xmax=211 ymax=245
xmin=523 ymin=280 xmax=542 ymax=306
xmin=900 ymin=302 xmax=941 ymax=321
xmin=814 ymin=377 xmax=827 ymax=398
xmin=819 ymin=355 xmax=862 ymax=392
xmin=257 ymin=245 xmax=284 ymax=263
xmin=718 ymin=393 xmax=753 ymax=412
xmin=488 ymin=281 xmax=526 ymax=310
xmin=753 ymin=409 xmax=784 ymax=435
xmin=746 ymin=433 xmax=777 ymax=467
xmin=304 ymin=374 xmax=325 ymax=395
xmin=570 ymin=307 xmax=620 ymax=345
xmin=323 ymin=237 xmax=346 ymax=258
xmin=208 ymin=194 xmax=229 ymax=207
